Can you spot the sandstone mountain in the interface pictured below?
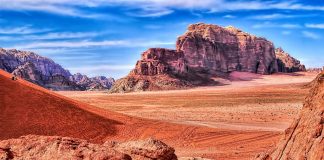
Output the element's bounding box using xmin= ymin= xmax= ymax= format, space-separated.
xmin=275 ymin=47 xmax=306 ymax=73
xmin=256 ymin=72 xmax=324 ymax=160
xmin=0 ymin=48 xmax=114 ymax=90
xmin=110 ymin=23 xmax=305 ymax=93
xmin=0 ymin=135 xmax=177 ymax=160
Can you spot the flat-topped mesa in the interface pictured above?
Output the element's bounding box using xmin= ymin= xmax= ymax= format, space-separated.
xmin=275 ymin=47 xmax=306 ymax=72
xmin=176 ymin=23 xmax=278 ymax=74
xmin=110 ymin=23 xmax=305 ymax=93
xmin=131 ymin=48 xmax=186 ymax=76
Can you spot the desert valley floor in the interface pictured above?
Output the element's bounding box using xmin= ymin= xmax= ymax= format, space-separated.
xmin=57 ymin=71 xmax=318 ymax=159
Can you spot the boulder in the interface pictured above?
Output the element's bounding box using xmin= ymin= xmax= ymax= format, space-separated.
xmin=107 ymin=138 xmax=177 ymax=160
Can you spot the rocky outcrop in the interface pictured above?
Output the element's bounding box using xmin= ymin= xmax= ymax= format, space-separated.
xmin=70 ymin=73 xmax=115 ymax=91
xmin=256 ymin=72 xmax=324 ymax=160
xmin=275 ymin=48 xmax=306 ymax=72
xmin=0 ymin=135 xmax=177 ymax=160
xmin=176 ymin=24 xmax=278 ymax=74
xmin=0 ymin=48 xmax=114 ymax=90
xmin=110 ymin=23 xmax=283 ymax=93
xmin=107 ymin=138 xmax=177 ymax=160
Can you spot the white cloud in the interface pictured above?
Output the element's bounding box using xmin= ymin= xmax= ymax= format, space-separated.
xmin=0 ymin=32 xmax=98 ymax=42
xmin=126 ymin=7 xmax=174 ymax=17
xmin=249 ymin=13 xmax=315 ymax=20
xmin=1 ymin=0 xmax=324 ymax=18
xmin=302 ymin=31 xmax=320 ymax=40
xmin=252 ymin=22 xmax=301 ymax=29
xmin=281 ymin=24 xmax=301 ymax=29
xmin=282 ymin=31 xmax=291 ymax=35
xmin=0 ymin=0 xmax=122 ymax=19
xmin=305 ymin=24 xmax=324 ymax=29
xmin=24 ymin=32 xmax=99 ymax=40
xmin=13 ymin=40 xmax=128 ymax=49
xmin=223 ymin=14 xmax=236 ymax=19
xmin=0 ymin=26 xmax=50 ymax=34
xmin=12 ymin=39 xmax=174 ymax=49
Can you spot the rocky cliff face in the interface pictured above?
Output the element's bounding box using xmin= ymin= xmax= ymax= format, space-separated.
xmin=111 ymin=23 xmax=299 ymax=93
xmin=0 ymin=48 xmax=114 ymax=90
xmin=176 ymin=24 xmax=278 ymax=74
xmin=0 ymin=135 xmax=177 ymax=160
xmin=256 ymin=72 xmax=324 ymax=160
xmin=275 ymin=48 xmax=306 ymax=72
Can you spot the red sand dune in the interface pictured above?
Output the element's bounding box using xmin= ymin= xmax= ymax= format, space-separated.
xmin=0 ymin=70 xmax=280 ymax=159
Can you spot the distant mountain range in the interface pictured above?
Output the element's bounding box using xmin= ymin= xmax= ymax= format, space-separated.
xmin=0 ymin=48 xmax=114 ymax=91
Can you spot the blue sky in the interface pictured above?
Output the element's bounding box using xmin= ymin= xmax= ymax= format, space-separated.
xmin=0 ymin=0 xmax=323 ymax=78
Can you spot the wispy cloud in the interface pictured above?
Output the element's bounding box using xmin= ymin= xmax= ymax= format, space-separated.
xmin=223 ymin=14 xmax=236 ymax=19
xmin=0 ymin=26 xmax=50 ymax=34
xmin=249 ymin=13 xmax=315 ymax=20
xmin=13 ymin=40 xmax=128 ymax=49
xmin=1 ymin=0 xmax=324 ymax=18
xmin=305 ymin=23 xmax=324 ymax=29
xmin=12 ymin=39 xmax=174 ymax=49
xmin=0 ymin=32 xmax=98 ymax=41
xmin=23 ymin=32 xmax=99 ymax=40
xmin=282 ymin=31 xmax=291 ymax=35
xmin=252 ymin=22 xmax=301 ymax=29
xmin=302 ymin=31 xmax=320 ymax=39
xmin=126 ymin=7 xmax=173 ymax=17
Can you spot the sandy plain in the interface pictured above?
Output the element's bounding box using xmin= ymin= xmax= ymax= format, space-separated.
xmin=58 ymin=71 xmax=318 ymax=159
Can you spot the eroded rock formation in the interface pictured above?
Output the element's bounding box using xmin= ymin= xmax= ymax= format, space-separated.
xmin=256 ymin=72 xmax=324 ymax=160
xmin=275 ymin=48 xmax=306 ymax=72
xmin=111 ymin=23 xmax=306 ymax=93
xmin=176 ymin=24 xmax=278 ymax=74
xmin=0 ymin=48 xmax=114 ymax=90
xmin=0 ymin=135 xmax=177 ymax=160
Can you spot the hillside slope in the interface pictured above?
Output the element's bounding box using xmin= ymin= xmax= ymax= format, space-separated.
xmin=0 ymin=69 xmax=122 ymax=142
